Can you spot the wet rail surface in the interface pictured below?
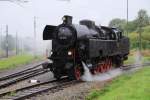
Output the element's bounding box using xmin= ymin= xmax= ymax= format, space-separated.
xmin=0 ymin=77 xmax=80 ymax=100
xmin=0 ymin=61 xmax=50 ymax=89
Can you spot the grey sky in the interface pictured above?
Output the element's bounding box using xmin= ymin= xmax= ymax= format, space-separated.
xmin=0 ymin=0 xmax=150 ymax=38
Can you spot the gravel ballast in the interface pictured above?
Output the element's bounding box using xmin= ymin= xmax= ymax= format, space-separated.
xmin=30 ymin=80 xmax=111 ymax=100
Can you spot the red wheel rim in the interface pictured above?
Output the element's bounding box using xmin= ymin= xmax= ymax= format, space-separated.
xmin=105 ymin=59 xmax=108 ymax=71
xmin=105 ymin=59 xmax=110 ymax=71
xmin=104 ymin=61 xmax=107 ymax=72
xmin=110 ymin=59 xmax=112 ymax=69
xmin=107 ymin=60 xmax=110 ymax=70
xmin=106 ymin=59 xmax=110 ymax=70
xmin=99 ymin=59 xmax=112 ymax=73
xmin=75 ymin=67 xmax=81 ymax=80
xmin=101 ymin=63 xmax=105 ymax=73
xmin=98 ymin=64 xmax=101 ymax=72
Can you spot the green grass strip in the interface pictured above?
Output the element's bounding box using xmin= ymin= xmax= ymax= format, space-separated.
xmin=87 ymin=67 xmax=150 ymax=100
xmin=124 ymin=56 xmax=150 ymax=64
xmin=0 ymin=54 xmax=39 ymax=70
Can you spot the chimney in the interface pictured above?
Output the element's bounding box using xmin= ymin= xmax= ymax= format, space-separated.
xmin=62 ymin=15 xmax=72 ymax=25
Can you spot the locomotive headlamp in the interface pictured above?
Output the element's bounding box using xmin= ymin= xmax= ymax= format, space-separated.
xmin=50 ymin=51 xmax=53 ymax=55
xmin=68 ymin=51 xmax=72 ymax=55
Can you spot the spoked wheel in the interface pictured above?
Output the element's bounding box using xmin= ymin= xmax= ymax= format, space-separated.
xmin=104 ymin=58 xmax=112 ymax=71
xmin=99 ymin=58 xmax=112 ymax=73
xmin=74 ymin=66 xmax=81 ymax=80
xmin=103 ymin=62 xmax=107 ymax=72
xmin=69 ymin=65 xmax=82 ymax=80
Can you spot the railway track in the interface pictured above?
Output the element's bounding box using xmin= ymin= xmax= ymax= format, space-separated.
xmin=0 ymin=61 xmax=49 ymax=89
xmin=0 ymin=78 xmax=80 ymax=100
xmin=0 ymin=62 xmax=149 ymax=100
xmin=120 ymin=62 xmax=150 ymax=70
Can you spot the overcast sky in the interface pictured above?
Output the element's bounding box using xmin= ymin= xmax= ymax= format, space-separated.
xmin=0 ymin=0 xmax=150 ymax=38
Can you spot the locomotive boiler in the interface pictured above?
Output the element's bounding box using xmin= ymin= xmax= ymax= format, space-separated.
xmin=43 ymin=15 xmax=130 ymax=80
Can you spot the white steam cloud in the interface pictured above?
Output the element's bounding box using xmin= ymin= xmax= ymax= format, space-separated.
xmin=134 ymin=50 xmax=142 ymax=65
xmin=81 ymin=61 xmax=122 ymax=82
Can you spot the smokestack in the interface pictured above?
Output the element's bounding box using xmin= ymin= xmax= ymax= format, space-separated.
xmin=62 ymin=15 xmax=72 ymax=25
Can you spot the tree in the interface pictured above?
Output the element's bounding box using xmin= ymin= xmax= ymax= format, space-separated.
xmin=135 ymin=9 xmax=150 ymax=27
xmin=125 ymin=20 xmax=137 ymax=33
xmin=109 ymin=18 xmax=126 ymax=30
xmin=1 ymin=35 xmax=15 ymax=51
xmin=134 ymin=9 xmax=150 ymax=51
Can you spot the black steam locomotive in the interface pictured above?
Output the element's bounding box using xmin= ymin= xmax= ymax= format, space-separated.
xmin=43 ymin=15 xmax=130 ymax=80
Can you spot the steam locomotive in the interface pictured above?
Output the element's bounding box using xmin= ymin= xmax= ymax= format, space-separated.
xmin=43 ymin=15 xmax=130 ymax=80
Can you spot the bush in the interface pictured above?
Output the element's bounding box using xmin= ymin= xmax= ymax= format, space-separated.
xmin=129 ymin=26 xmax=150 ymax=49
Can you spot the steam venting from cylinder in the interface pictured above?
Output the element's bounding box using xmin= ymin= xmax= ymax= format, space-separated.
xmin=81 ymin=61 xmax=123 ymax=81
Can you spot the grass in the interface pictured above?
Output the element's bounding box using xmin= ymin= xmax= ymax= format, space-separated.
xmin=124 ymin=52 xmax=150 ymax=64
xmin=0 ymin=50 xmax=5 ymax=56
xmin=124 ymin=56 xmax=150 ymax=64
xmin=124 ymin=56 xmax=136 ymax=64
xmin=86 ymin=66 xmax=150 ymax=100
xmin=125 ymin=56 xmax=150 ymax=64
xmin=0 ymin=54 xmax=41 ymax=70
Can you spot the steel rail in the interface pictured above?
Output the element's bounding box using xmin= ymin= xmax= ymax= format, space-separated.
xmin=0 ymin=68 xmax=49 ymax=89
xmin=0 ymin=79 xmax=58 ymax=97
xmin=0 ymin=77 xmax=76 ymax=100
xmin=120 ymin=62 xmax=150 ymax=70
xmin=0 ymin=61 xmax=46 ymax=81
